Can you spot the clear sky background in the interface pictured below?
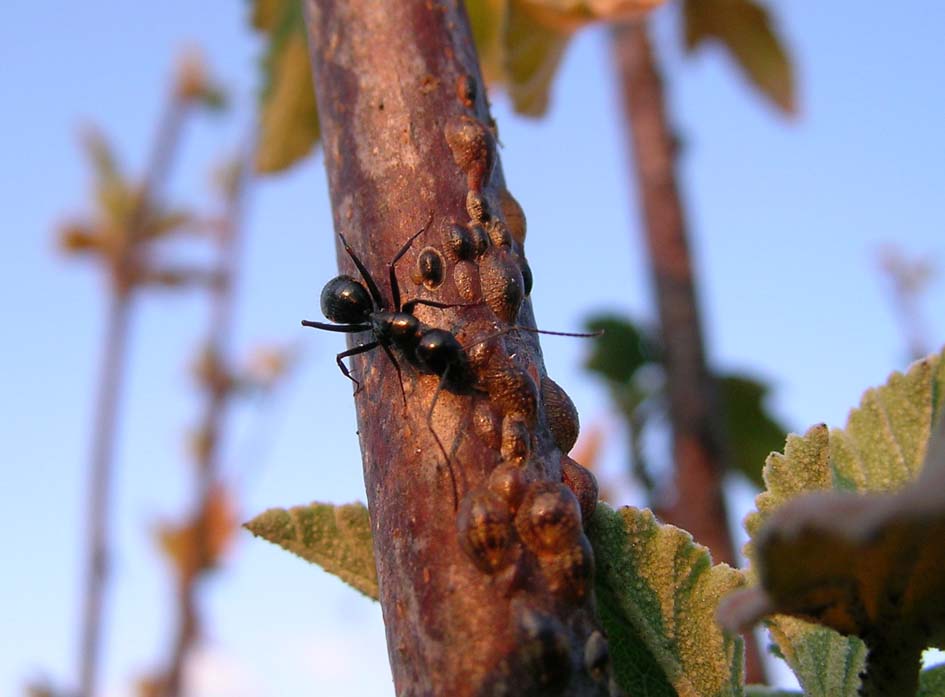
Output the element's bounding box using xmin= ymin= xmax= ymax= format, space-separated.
xmin=2 ymin=1 xmax=944 ymax=695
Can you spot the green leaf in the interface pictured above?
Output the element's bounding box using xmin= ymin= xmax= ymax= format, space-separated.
xmin=588 ymin=503 xmax=744 ymax=697
xmin=249 ymin=0 xmax=320 ymax=174
xmin=919 ymin=663 xmax=945 ymax=697
xmin=682 ymin=0 xmax=795 ymax=114
xmin=245 ymin=501 xmax=378 ymax=600
xmin=744 ymin=688 xmax=802 ymax=697
xmin=502 ymin=1 xmax=572 ymax=116
xmin=584 ymin=314 xmax=659 ymax=385
xmin=726 ymin=348 xmax=945 ymax=697
xmin=719 ymin=373 xmax=787 ymax=487
xmin=467 ymin=0 xmax=508 ymax=87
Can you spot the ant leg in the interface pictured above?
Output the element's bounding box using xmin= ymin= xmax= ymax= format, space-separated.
xmin=389 ymin=212 xmax=434 ymax=310
xmin=335 ymin=341 xmax=379 ymax=393
xmin=379 ymin=342 xmax=407 ymax=408
xmin=401 ymin=298 xmax=483 ymax=313
xmin=337 ymin=231 xmax=385 ymax=309
xmin=426 ymin=368 xmax=459 ymax=510
xmin=301 ymin=320 xmax=371 ymax=333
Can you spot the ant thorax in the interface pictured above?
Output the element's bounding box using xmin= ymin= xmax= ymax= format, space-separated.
xmin=371 ymin=311 xmax=421 ymax=348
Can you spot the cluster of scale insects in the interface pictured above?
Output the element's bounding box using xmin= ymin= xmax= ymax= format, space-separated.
xmin=303 ymin=99 xmax=616 ymax=694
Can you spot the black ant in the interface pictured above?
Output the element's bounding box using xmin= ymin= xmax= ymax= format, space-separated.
xmin=303 ymin=218 xmax=600 ymax=508
xmin=301 ymin=215 xmax=475 ymax=401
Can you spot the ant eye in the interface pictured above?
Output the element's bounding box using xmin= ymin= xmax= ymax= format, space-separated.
xmin=320 ymin=275 xmax=372 ymax=324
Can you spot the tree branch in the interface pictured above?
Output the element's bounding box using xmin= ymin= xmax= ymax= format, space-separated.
xmin=303 ymin=1 xmax=612 ymax=694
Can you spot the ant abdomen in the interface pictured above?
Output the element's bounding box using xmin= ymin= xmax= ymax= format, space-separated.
xmin=416 ymin=328 xmax=469 ymax=381
xmin=320 ymin=275 xmax=372 ymax=324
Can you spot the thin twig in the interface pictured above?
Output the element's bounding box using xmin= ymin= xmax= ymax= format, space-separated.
xmin=78 ymin=84 xmax=191 ymax=697
xmin=159 ymin=139 xmax=255 ymax=697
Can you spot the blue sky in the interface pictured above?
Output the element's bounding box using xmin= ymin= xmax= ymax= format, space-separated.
xmin=2 ymin=1 xmax=944 ymax=695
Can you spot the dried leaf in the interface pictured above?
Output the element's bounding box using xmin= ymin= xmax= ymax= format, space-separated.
xmin=157 ymin=485 xmax=238 ymax=582
xmin=721 ymin=348 xmax=945 ymax=696
xmin=245 ymin=502 xmax=378 ymax=600
xmin=588 ymin=503 xmax=744 ymax=696
xmin=250 ymin=0 xmax=320 ymax=173
xmin=683 ymin=0 xmax=795 ymax=114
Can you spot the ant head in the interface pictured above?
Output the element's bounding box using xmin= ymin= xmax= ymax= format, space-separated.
xmin=321 ymin=275 xmax=373 ymax=324
xmin=416 ymin=329 xmax=466 ymax=377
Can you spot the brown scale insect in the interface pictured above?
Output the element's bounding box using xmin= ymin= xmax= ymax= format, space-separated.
xmin=500 ymin=413 xmax=531 ymax=464
xmin=444 ymin=223 xmax=476 ymax=261
xmin=515 ymin=481 xmax=583 ymax=556
xmin=487 ymin=462 xmax=527 ymax=512
xmin=452 ymin=260 xmax=480 ymax=302
xmin=466 ymin=189 xmax=490 ymax=223
xmin=465 ymin=222 xmax=490 ymax=256
xmin=444 ymin=114 xmax=496 ymax=193
xmin=561 ymin=455 xmax=599 ymax=527
xmin=539 ymin=534 xmax=594 ymax=602
xmin=479 ymin=354 xmax=539 ymax=427
xmin=541 ymin=375 xmax=580 ymax=453
xmin=479 ymin=248 xmax=526 ymax=325
xmin=455 ymin=487 xmax=514 ymax=574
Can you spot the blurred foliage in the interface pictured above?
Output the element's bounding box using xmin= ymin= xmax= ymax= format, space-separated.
xmin=247 ymin=0 xmax=662 ymax=174
xmin=584 ymin=313 xmax=786 ymax=488
xmin=156 ymin=485 xmax=239 ymax=584
xmin=683 ymin=0 xmax=794 ymax=114
xmin=244 ymin=0 xmax=792 ymax=175
xmin=719 ymin=348 xmax=945 ymax=696
xmin=250 ymin=0 xmax=320 ymax=173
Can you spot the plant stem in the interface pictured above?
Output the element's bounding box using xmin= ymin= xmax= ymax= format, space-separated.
xmin=79 ymin=290 xmax=131 ymax=697
xmin=611 ymin=19 xmax=766 ymax=683
xmin=302 ymin=1 xmax=610 ymax=693
xmin=77 ymin=82 xmax=190 ymax=697
xmin=160 ymin=145 xmax=253 ymax=697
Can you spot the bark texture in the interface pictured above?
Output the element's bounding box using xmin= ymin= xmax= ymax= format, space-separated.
xmin=612 ymin=21 xmax=766 ymax=683
xmin=303 ymin=2 xmax=611 ymax=695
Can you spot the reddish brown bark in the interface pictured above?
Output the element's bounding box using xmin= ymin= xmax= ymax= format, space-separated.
xmin=611 ymin=20 xmax=766 ymax=683
xmin=303 ymin=2 xmax=611 ymax=694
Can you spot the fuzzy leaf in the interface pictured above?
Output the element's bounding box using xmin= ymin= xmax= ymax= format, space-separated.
xmin=719 ymin=373 xmax=787 ymax=487
xmin=250 ymin=0 xmax=320 ymax=174
xmin=744 ymin=689 xmax=802 ymax=697
xmin=683 ymin=0 xmax=794 ymax=114
xmin=724 ymin=348 xmax=945 ymax=697
xmin=919 ymin=664 xmax=945 ymax=697
xmin=245 ymin=501 xmax=378 ymax=600
xmin=588 ymin=503 xmax=744 ymax=697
